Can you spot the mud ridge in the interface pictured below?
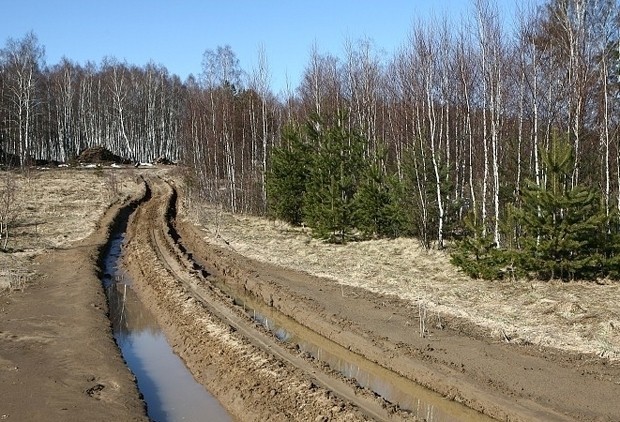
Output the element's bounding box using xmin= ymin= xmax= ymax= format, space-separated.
xmin=161 ymin=182 xmax=492 ymax=420
xmin=155 ymin=177 xmax=547 ymax=420
xmin=123 ymin=177 xmax=385 ymax=421
xmin=171 ymin=183 xmax=620 ymax=421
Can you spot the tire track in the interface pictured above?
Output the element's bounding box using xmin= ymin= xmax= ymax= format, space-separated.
xmin=125 ymin=175 xmax=397 ymax=421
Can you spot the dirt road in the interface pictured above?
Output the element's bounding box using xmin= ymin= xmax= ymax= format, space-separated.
xmin=124 ymin=175 xmax=620 ymax=421
xmin=2 ymin=170 xmax=620 ymax=421
xmin=0 ymin=185 xmax=147 ymax=421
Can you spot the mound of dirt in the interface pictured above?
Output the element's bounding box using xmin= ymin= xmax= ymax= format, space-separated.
xmin=154 ymin=156 xmax=175 ymax=165
xmin=77 ymin=146 xmax=128 ymax=164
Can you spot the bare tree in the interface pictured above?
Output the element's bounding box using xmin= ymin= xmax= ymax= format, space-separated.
xmin=0 ymin=171 xmax=19 ymax=250
xmin=343 ymin=37 xmax=382 ymax=156
xmin=476 ymin=0 xmax=505 ymax=247
xmin=455 ymin=24 xmax=479 ymax=221
xmin=414 ymin=22 xmax=446 ymax=248
xmin=0 ymin=32 xmax=45 ymax=166
xmin=201 ymin=45 xmax=244 ymax=211
xmin=103 ymin=59 xmax=134 ymax=160
xmin=298 ymin=45 xmax=343 ymax=120
xmin=249 ymin=44 xmax=272 ymax=212
xmin=589 ymin=0 xmax=618 ymax=215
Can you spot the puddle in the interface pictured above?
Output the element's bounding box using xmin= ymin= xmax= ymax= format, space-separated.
xmin=224 ymin=285 xmax=490 ymax=421
xmin=103 ymin=232 xmax=233 ymax=422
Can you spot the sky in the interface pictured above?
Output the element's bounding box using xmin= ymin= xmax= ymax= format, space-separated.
xmin=0 ymin=1 xmax=531 ymax=95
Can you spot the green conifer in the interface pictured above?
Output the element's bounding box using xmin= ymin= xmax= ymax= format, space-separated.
xmin=517 ymin=138 xmax=607 ymax=280
xmin=353 ymin=157 xmax=406 ymax=238
xmin=303 ymin=114 xmax=366 ymax=243
xmin=265 ymin=125 xmax=311 ymax=225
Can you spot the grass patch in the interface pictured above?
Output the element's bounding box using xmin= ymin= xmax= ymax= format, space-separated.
xmin=0 ymin=168 xmax=141 ymax=292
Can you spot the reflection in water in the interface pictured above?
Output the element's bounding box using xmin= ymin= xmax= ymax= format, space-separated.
xmin=246 ymin=296 xmax=489 ymax=421
xmin=103 ymin=233 xmax=232 ymax=422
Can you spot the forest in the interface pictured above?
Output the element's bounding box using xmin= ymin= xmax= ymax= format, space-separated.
xmin=1 ymin=0 xmax=619 ymax=281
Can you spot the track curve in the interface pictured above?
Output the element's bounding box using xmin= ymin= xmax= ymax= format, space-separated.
xmin=123 ymin=175 xmax=397 ymax=421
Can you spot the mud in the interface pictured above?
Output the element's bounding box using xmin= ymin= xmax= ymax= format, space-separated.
xmin=0 ymin=184 xmax=148 ymax=421
xmin=123 ymin=177 xmax=381 ymax=421
xmin=173 ymin=180 xmax=620 ymax=421
xmin=4 ymin=169 xmax=620 ymax=421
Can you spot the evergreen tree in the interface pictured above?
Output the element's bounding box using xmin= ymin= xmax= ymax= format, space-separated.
xmin=450 ymin=213 xmax=514 ymax=279
xmin=265 ymin=125 xmax=312 ymax=225
xmin=604 ymin=213 xmax=620 ymax=279
xmin=517 ymin=140 xmax=607 ymax=280
xmin=451 ymin=138 xmax=614 ymax=281
xmin=353 ymin=147 xmax=407 ymax=238
xmin=303 ymin=114 xmax=366 ymax=243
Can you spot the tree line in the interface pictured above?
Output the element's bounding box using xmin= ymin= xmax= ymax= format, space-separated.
xmin=1 ymin=0 xmax=619 ymax=279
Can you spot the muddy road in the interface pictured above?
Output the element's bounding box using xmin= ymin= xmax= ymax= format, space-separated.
xmin=0 ymin=181 xmax=147 ymax=422
xmin=122 ymin=175 xmax=620 ymax=421
xmin=2 ymin=170 xmax=620 ymax=421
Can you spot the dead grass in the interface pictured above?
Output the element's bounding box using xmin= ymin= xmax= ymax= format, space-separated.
xmin=0 ymin=168 xmax=141 ymax=290
xmin=185 ymin=202 xmax=620 ymax=361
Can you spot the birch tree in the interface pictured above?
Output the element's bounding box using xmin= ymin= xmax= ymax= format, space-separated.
xmin=343 ymin=37 xmax=382 ymax=156
xmin=201 ymin=45 xmax=243 ymax=211
xmin=298 ymin=46 xmax=342 ymax=121
xmin=249 ymin=45 xmax=272 ymax=212
xmin=415 ymin=23 xmax=447 ymax=248
xmin=455 ymin=25 xmax=479 ymax=221
xmin=102 ymin=59 xmax=134 ymax=160
xmin=476 ymin=0 xmax=504 ymax=247
xmin=0 ymin=32 xmax=45 ymax=166
xmin=0 ymin=171 xmax=18 ymax=250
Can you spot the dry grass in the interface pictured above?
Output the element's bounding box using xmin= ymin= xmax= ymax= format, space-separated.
xmin=0 ymin=168 xmax=141 ymax=291
xmin=185 ymin=202 xmax=620 ymax=360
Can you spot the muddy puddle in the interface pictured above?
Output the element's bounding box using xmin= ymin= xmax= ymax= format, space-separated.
xmin=103 ymin=232 xmax=232 ymax=422
xmin=218 ymin=282 xmax=490 ymax=421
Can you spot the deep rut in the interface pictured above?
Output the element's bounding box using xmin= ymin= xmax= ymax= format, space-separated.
xmin=123 ymin=176 xmax=398 ymax=421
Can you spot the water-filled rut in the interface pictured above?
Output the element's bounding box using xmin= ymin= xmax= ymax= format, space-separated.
xmin=102 ymin=214 xmax=232 ymax=421
xmin=221 ymin=283 xmax=489 ymax=421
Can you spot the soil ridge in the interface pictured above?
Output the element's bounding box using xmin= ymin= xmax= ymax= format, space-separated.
xmin=172 ymin=180 xmax=620 ymax=421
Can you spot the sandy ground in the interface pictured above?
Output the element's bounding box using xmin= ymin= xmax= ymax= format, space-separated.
xmin=2 ymin=167 xmax=620 ymax=421
xmin=0 ymin=168 xmax=147 ymax=421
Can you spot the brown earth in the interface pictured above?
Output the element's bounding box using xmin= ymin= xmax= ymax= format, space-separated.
xmin=0 ymin=171 xmax=147 ymax=421
xmin=2 ymin=169 xmax=620 ymax=421
xmin=173 ymin=193 xmax=620 ymax=420
xmin=124 ymin=174 xmax=620 ymax=421
xmin=77 ymin=146 xmax=128 ymax=164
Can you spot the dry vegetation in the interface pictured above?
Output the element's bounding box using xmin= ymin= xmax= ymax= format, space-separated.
xmin=186 ymin=201 xmax=620 ymax=361
xmin=7 ymin=169 xmax=616 ymax=359
xmin=0 ymin=168 xmax=140 ymax=291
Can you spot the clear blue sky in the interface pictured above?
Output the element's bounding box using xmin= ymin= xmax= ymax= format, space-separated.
xmin=0 ymin=1 xmax=531 ymax=95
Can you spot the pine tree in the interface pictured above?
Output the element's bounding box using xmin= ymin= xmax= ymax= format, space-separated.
xmin=303 ymin=114 xmax=366 ymax=243
xmin=265 ymin=125 xmax=312 ymax=225
xmin=353 ymin=147 xmax=407 ymax=238
xmin=517 ymin=139 xmax=607 ymax=280
xmin=451 ymin=137 xmax=613 ymax=281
